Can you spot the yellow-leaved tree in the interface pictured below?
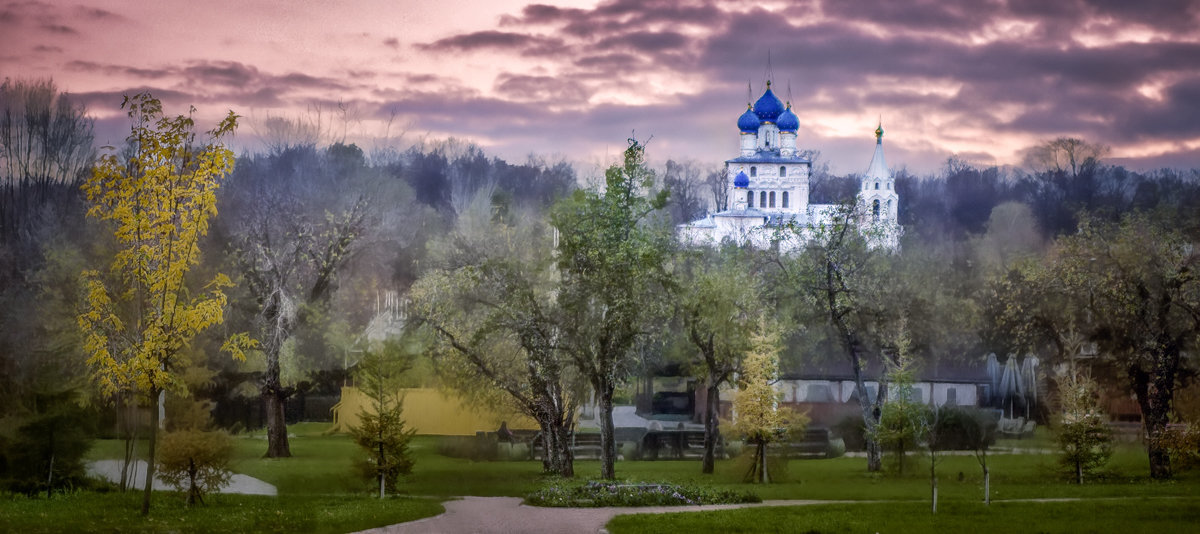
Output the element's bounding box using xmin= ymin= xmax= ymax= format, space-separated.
xmin=77 ymin=93 xmax=251 ymax=516
xmin=733 ymin=318 xmax=803 ymax=483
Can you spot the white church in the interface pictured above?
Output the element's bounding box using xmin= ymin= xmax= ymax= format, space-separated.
xmin=677 ymin=81 xmax=900 ymax=250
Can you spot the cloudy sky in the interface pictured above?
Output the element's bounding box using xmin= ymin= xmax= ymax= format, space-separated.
xmin=4 ymin=0 xmax=1199 ymax=174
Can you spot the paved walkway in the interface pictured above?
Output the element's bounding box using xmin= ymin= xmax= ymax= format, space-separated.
xmin=356 ymin=496 xmax=862 ymax=534
xmin=87 ymin=460 xmax=277 ymax=496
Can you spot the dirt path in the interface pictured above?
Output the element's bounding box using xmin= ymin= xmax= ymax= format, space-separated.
xmin=355 ymin=496 xmax=862 ymax=534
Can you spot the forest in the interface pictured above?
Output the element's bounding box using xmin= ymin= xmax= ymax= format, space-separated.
xmin=3 ymin=78 xmax=1200 ymax=504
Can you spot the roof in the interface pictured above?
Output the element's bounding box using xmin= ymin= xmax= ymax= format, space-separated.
xmin=864 ymin=126 xmax=889 ymax=181
xmin=727 ymin=150 xmax=811 ymax=164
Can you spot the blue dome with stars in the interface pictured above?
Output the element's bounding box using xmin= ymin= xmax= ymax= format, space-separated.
xmin=737 ymin=105 xmax=760 ymax=133
xmin=733 ymin=170 xmax=750 ymax=189
xmin=753 ymin=82 xmax=785 ymax=123
xmin=777 ymin=103 xmax=799 ymax=132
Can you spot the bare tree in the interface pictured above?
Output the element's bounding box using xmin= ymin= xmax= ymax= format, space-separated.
xmin=1021 ymin=137 xmax=1109 ymax=178
xmin=0 ymin=78 xmax=94 ymax=248
xmin=223 ymin=145 xmax=396 ymax=457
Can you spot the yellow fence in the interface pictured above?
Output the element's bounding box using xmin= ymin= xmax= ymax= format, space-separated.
xmin=329 ymin=387 xmax=538 ymax=436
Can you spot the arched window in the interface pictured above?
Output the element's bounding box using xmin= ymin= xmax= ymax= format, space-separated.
xmin=760 ymin=191 xmax=766 ymax=207
xmin=875 ymin=182 xmax=880 ymax=190
xmin=872 ymin=199 xmax=880 ymax=220
xmin=887 ymin=199 xmax=893 ymax=216
xmin=782 ymin=191 xmax=789 ymax=208
xmin=750 ymin=166 xmax=757 ymax=177
xmin=887 ymin=182 xmax=892 ymax=190
xmin=769 ymin=191 xmax=776 ymax=208
xmin=779 ymin=166 xmax=786 ymax=177
xmin=747 ymin=190 xmax=754 ymax=208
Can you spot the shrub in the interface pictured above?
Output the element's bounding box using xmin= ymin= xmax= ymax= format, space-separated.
xmin=156 ymin=429 xmax=234 ymax=505
xmin=833 ymin=415 xmax=866 ymax=452
xmin=1157 ymin=424 xmax=1199 ymax=472
xmin=436 ymin=435 xmax=499 ymax=462
xmin=525 ymin=479 xmax=760 ymax=507
xmin=0 ymin=390 xmax=94 ymax=496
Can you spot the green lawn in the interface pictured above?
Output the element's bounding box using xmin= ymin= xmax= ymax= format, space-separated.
xmin=12 ymin=421 xmax=1196 ymax=533
xmin=605 ymin=498 xmax=1200 ymax=534
xmin=0 ymin=492 xmax=442 ymax=534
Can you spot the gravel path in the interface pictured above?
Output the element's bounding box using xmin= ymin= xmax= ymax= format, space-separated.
xmin=87 ymin=460 xmax=277 ymax=496
xmin=355 ymin=496 xmax=862 ymax=534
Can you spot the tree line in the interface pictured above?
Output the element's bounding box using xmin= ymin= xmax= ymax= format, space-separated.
xmin=2 ymin=81 xmax=1199 ymax=510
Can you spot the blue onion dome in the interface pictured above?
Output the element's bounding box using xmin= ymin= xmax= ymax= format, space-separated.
xmin=733 ymin=170 xmax=749 ymax=189
xmin=777 ymin=102 xmax=799 ymax=132
xmin=753 ymin=81 xmax=785 ymax=122
xmin=737 ymin=104 xmax=760 ymax=133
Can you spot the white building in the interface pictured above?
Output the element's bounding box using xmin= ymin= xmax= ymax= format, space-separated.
xmin=678 ymin=81 xmax=900 ymax=250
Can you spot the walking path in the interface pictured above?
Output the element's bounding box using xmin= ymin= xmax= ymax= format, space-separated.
xmin=355 ymin=496 xmax=865 ymax=534
xmin=87 ymin=460 xmax=277 ymax=496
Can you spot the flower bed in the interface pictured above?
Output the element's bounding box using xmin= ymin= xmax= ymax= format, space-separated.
xmin=525 ymin=479 xmax=760 ymax=507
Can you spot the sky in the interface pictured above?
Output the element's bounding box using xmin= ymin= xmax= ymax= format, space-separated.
xmin=3 ymin=0 xmax=1200 ymax=175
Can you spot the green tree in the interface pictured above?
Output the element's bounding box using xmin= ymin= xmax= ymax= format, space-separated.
xmin=350 ymin=342 xmax=416 ymax=498
xmin=551 ymin=137 xmax=672 ymax=480
xmin=677 ymin=247 xmax=760 ymax=474
xmin=77 ymin=93 xmax=248 ymax=515
xmin=1056 ymin=368 xmax=1112 ymax=484
xmin=1054 ymin=215 xmax=1197 ymax=479
xmin=872 ymin=330 xmax=925 ymax=476
xmin=774 ymin=205 xmax=898 ymax=472
xmin=411 ymin=197 xmax=581 ymax=476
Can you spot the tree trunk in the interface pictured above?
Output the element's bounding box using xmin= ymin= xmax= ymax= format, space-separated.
xmin=553 ymin=417 xmax=575 ymax=478
xmin=598 ymin=382 xmax=617 ymax=480
xmin=759 ymin=441 xmax=769 ymax=484
xmin=1132 ymin=353 xmax=1175 ymax=480
xmin=930 ymin=454 xmax=938 ymax=514
xmin=263 ymin=387 xmax=291 ymax=458
xmin=187 ymin=458 xmax=198 ymax=505
xmin=983 ymin=465 xmax=990 ymax=505
xmin=701 ymin=382 xmax=720 ymax=474
xmin=141 ymin=386 xmax=160 ymax=516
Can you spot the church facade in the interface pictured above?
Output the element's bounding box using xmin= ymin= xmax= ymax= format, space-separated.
xmin=678 ymin=81 xmax=900 ymax=250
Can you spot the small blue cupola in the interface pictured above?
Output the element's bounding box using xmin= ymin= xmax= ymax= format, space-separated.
xmin=733 ymin=170 xmax=750 ymax=189
xmin=777 ymin=102 xmax=799 ymax=132
xmin=737 ymin=104 xmax=760 ymax=133
xmin=753 ymin=81 xmax=785 ymax=123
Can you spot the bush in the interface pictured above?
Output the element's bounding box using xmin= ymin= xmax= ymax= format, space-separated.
xmin=436 ymin=435 xmax=500 ymax=461
xmin=0 ymin=390 xmax=94 ymax=496
xmin=933 ymin=407 xmax=998 ymax=451
xmin=525 ymin=479 xmax=760 ymax=507
xmin=833 ymin=415 xmax=866 ymax=452
xmin=1158 ymin=425 xmax=1200 ymax=472
xmin=156 ymin=429 xmax=234 ymax=505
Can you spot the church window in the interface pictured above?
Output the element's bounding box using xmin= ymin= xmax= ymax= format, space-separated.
xmin=769 ymin=191 xmax=776 ymax=208
xmin=875 ymin=182 xmax=880 ymax=190
xmin=760 ymin=191 xmax=766 ymax=207
xmin=887 ymin=199 xmax=893 ymax=215
xmin=872 ymin=199 xmax=880 ymax=220
xmin=887 ymin=182 xmax=892 ymax=190
xmin=782 ymin=191 xmax=789 ymax=208
xmin=779 ymin=166 xmax=786 ymax=177
xmin=747 ymin=190 xmax=754 ymax=208
xmin=750 ymin=166 xmax=757 ymax=177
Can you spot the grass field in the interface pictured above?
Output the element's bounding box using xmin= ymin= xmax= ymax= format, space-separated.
xmin=5 ymin=422 xmax=1197 ymax=533
xmin=605 ymin=498 xmax=1200 ymax=534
